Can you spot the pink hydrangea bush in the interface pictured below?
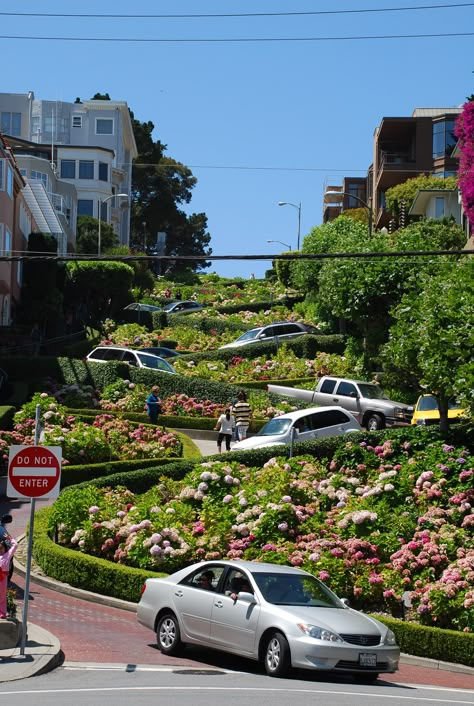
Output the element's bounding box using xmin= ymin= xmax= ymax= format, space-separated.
xmin=50 ymin=437 xmax=473 ymax=630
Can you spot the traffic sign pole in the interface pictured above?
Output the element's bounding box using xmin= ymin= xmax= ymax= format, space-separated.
xmin=20 ymin=405 xmax=40 ymax=654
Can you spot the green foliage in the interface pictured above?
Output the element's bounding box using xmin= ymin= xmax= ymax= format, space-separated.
xmin=65 ymin=260 xmax=134 ymax=325
xmin=0 ymin=406 xmax=16 ymax=430
xmin=76 ymin=215 xmax=118 ymax=254
xmin=381 ymin=258 xmax=474 ymax=428
xmin=374 ymin=616 xmax=474 ymax=667
xmin=385 ymin=174 xmax=458 ymax=218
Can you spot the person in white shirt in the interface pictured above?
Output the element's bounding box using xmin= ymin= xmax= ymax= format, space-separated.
xmin=214 ymin=409 xmax=235 ymax=452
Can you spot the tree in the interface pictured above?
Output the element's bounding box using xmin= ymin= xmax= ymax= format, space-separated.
xmin=381 ymin=258 xmax=474 ymax=434
xmin=130 ymin=116 xmax=211 ymax=272
xmin=20 ymin=233 xmax=65 ymax=334
xmin=76 ymin=215 xmax=118 ymax=254
xmin=293 ymin=216 xmax=466 ymax=366
xmin=385 ymin=174 xmax=458 ymax=222
xmin=65 ymin=261 xmax=134 ymax=326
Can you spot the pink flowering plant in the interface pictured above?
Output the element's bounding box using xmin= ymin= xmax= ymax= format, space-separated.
xmin=455 ymin=100 xmax=474 ymax=225
xmin=49 ymin=436 xmax=473 ymax=630
xmin=0 ymin=394 xmax=181 ymax=466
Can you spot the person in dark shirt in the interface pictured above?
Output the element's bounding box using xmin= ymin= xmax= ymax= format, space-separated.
xmin=146 ymin=386 xmax=162 ymax=424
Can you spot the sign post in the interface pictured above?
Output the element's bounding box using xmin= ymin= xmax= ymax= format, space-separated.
xmin=7 ymin=405 xmax=62 ymax=655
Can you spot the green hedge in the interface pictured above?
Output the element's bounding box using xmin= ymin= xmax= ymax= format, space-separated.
xmin=69 ymin=409 xmax=265 ymax=433
xmin=374 ymin=615 xmax=474 ymax=668
xmin=60 ymin=455 xmax=185 ymax=489
xmin=0 ymin=405 xmax=16 ymax=430
xmin=32 ymin=508 xmax=159 ymax=603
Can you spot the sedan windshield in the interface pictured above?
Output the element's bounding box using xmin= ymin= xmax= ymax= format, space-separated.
xmin=252 ymin=572 xmax=343 ymax=608
xmin=257 ymin=418 xmax=292 ymax=436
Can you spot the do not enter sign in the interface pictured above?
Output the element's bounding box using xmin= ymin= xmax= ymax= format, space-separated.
xmin=7 ymin=445 xmax=62 ymax=499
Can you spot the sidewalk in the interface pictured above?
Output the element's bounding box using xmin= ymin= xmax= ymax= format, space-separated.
xmin=0 ymin=621 xmax=62 ymax=683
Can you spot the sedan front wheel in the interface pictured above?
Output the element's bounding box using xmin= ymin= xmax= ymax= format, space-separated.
xmin=264 ymin=631 xmax=291 ymax=677
xmin=157 ymin=612 xmax=183 ymax=656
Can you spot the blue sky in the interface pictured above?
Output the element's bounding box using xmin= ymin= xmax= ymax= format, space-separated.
xmin=2 ymin=1 xmax=473 ymax=278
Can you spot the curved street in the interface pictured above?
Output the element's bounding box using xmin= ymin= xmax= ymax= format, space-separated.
xmin=1 ymin=437 xmax=474 ymax=690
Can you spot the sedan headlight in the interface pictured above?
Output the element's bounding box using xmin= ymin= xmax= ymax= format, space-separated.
xmin=384 ymin=629 xmax=397 ymax=645
xmin=297 ymin=623 xmax=343 ymax=642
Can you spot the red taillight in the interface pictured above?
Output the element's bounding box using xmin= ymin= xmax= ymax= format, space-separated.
xmin=140 ymin=583 xmax=147 ymax=595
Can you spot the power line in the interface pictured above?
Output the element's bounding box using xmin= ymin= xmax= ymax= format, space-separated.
xmin=0 ymin=31 xmax=473 ymax=43
xmin=132 ymin=162 xmax=470 ymax=174
xmin=0 ymin=250 xmax=472 ymax=263
xmin=2 ymin=3 xmax=473 ymax=19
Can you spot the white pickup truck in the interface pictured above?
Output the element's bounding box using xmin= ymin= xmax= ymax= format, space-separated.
xmin=267 ymin=376 xmax=413 ymax=431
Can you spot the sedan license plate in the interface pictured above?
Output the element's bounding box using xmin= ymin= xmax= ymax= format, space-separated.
xmin=359 ymin=653 xmax=377 ymax=668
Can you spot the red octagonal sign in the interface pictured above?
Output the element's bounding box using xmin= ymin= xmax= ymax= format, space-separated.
xmin=7 ymin=445 xmax=62 ymax=499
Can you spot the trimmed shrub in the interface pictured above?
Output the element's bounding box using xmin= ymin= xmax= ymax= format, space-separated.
xmin=0 ymin=405 xmax=16 ymax=430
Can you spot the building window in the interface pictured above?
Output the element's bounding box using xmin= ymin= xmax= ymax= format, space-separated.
xmin=31 ymin=115 xmax=40 ymax=136
xmin=98 ymin=162 xmax=109 ymax=182
xmin=0 ymin=224 xmax=12 ymax=255
xmin=435 ymin=197 xmax=445 ymax=219
xmin=100 ymin=201 xmax=108 ymax=221
xmin=6 ymin=165 xmax=13 ymax=198
xmin=72 ymin=115 xmax=82 ymax=128
xmin=1 ymin=112 xmax=21 ymax=136
xmin=77 ymin=199 xmax=94 ymax=216
xmin=378 ymin=190 xmax=386 ymax=210
xmin=43 ymin=115 xmax=54 ymax=133
xmin=433 ymin=119 xmax=457 ymax=159
xmin=79 ymin=160 xmax=94 ymax=179
xmin=17 ymin=261 xmax=23 ymax=287
xmin=347 ymin=183 xmax=366 ymax=209
xmin=31 ymin=171 xmax=49 ymax=190
xmin=96 ymin=118 xmax=113 ymax=135
xmin=0 ymin=159 xmax=4 ymax=190
xmin=61 ymin=160 xmax=75 ymax=179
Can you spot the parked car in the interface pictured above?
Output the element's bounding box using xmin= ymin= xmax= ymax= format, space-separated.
xmin=411 ymin=394 xmax=467 ymax=426
xmin=124 ymin=303 xmax=162 ymax=313
xmin=232 ymin=406 xmax=361 ymax=451
xmin=85 ymin=346 xmax=176 ymax=374
xmin=137 ymin=559 xmax=399 ymax=680
xmin=219 ymin=321 xmax=319 ymax=350
xmin=267 ymin=376 xmax=413 ymax=431
xmin=162 ymin=300 xmax=205 ymax=315
xmin=139 ymin=346 xmax=181 ymax=359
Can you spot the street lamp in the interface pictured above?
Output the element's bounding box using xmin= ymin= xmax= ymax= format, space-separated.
xmin=278 ymin=201 xmax=301 ymax=250
xmin=98 ymin=193 xmax=128 ymax=256
xmin=267 ymin=239 xmax=291 ymax=250
xmin=324 ymin=190 xmax=373 ymax=238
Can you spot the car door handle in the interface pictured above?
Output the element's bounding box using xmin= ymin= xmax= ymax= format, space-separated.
xmin=174 ymin=590 xmax=183 ymax=597
xmin=213 ymin=600 xmax=224 ymax=608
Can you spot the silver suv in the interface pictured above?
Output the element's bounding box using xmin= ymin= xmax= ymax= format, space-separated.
xmin=85 ymin=346 xmax=176 ymax=374
xmin=220 ymin=321 xmax=319 ymax=349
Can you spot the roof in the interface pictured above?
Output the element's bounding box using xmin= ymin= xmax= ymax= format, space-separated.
xmin=409 ymin=188 xmax=458 ymax=215
xmin=412 ymin=107 xmax=462 ymax=118
xmin=22 ymin=181 xmax=64 ymax=234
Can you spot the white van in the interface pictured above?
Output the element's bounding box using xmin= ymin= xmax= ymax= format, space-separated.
xmin=232 ymin=406 xmax=361 ymax=451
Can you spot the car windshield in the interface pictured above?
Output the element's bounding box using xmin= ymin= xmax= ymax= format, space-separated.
xmin=257 ymin=417 xmax=292 ymax=436
xmin=234 ymin=329 xmax=262 ymax=343
xmin=252 ymin=572 xmax=343 ymax=608
xmin=418 ymin=396 xmax=461 ymax=411
xmin=357 ymin=384 xmax=389 ymax=400
xmin=136 ymin=353 xmax=175 ymax=372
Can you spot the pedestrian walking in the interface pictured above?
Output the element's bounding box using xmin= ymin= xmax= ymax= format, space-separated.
xmin=232 ymin=391 xmax=252 ymax=441
xmin=0 ymin=536 xmax=18 ymax=618
xmin=146 ymin=385 xmax=162 ymax=424
xmin=214 ymin=408 xmax=235 ymax=452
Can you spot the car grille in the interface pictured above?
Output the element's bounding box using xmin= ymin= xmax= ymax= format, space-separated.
xmin=339 ymin=634 xmax=381 ymax=646
xmin=336 ymin=660 xmax=388 ymax=671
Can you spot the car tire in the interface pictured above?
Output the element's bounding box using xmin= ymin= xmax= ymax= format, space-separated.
xmin=156 ymin=612 xmax=183 ymax=656
xmin=366 ymin=413 xmax=384 ymax=431
xmin=353 ymin=673 xmax=379 ymax=684
xmin=264 ymin=631 xmax=291 ymax=677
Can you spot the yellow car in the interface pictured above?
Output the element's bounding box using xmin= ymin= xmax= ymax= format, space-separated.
xmin=411 ymin=394 xmax=467 ymax=426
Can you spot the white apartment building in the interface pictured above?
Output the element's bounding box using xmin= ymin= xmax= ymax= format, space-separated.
xmin=0 ymin=92 xmax=137 ymax=247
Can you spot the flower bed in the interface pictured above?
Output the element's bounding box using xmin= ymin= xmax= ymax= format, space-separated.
xmin=0 ymin=393 xmax=181 ymax=466
xmin=48 ymin=436 xmax=473 ymax=631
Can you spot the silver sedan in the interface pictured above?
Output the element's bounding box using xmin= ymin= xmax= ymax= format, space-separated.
xmin=137 ymin=559 xmax=399 ymax=680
